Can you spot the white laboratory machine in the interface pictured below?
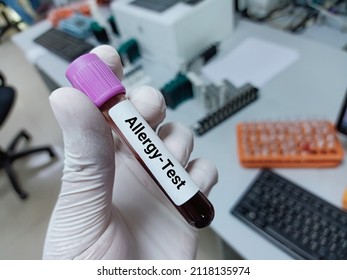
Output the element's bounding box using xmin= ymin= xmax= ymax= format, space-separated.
xmin=111 ymin=0 xmax=235 ymax=69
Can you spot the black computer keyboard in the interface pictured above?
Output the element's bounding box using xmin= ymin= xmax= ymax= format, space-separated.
xmin=34 ymin=28 xmax=94 ymax=62
xmin=232 ymin=169 xmax=347 ymax=259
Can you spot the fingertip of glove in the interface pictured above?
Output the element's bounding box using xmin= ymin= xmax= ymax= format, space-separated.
xmin=90 ymin=45 xmax=123 ymax=81
xmin=128 ymin=85 xmax=166 ymax=128
xmin=157 ymin=122 xmax=194 ymax=166
xmin=49 ymin=87 xmax=105 ymax=131
xmin=129 ymin=85 xmax=166 ymax=110
xmin=49 ymin=87 xmax=74 ymax=113
xmin=186 ymin=158 xmax=218 ymax=196
xmin=50 ymin=87 xmax=90 ymax=113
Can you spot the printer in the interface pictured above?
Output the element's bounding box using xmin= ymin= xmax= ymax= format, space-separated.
xmin=111 ymin=0 xmax=235 ymax=69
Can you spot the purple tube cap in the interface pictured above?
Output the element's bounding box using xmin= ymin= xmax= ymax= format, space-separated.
xmin=66 ymin=53 xmax=125 ymax=108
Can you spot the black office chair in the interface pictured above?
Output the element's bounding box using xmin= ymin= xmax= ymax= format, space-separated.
xmin=0 ymin=1 xmax=22 ymax=42
xmin=0 ymin=72 xmax=56 ymax=199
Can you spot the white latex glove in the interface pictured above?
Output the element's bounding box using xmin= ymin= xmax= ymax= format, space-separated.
xmin=43 ymin=45 xmax=218 ymax=260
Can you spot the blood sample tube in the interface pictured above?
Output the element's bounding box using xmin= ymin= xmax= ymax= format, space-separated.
xmin=66 ymin=53 xmax=214 ymax=228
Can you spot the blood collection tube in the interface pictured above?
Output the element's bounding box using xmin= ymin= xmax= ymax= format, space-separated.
xmin=66 ymin=53 xmax=214 ymax=228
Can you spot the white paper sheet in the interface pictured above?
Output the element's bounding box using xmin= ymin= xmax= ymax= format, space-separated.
xmin=201 ymin=37 xmax=300 ymax=88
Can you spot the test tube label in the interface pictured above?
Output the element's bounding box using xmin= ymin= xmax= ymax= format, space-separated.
xmin=109 ymin=100 xmax=199 ymax=205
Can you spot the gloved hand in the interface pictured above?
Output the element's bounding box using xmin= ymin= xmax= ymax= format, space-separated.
xmin=43 ymin=45 xmax=218 ymax=260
